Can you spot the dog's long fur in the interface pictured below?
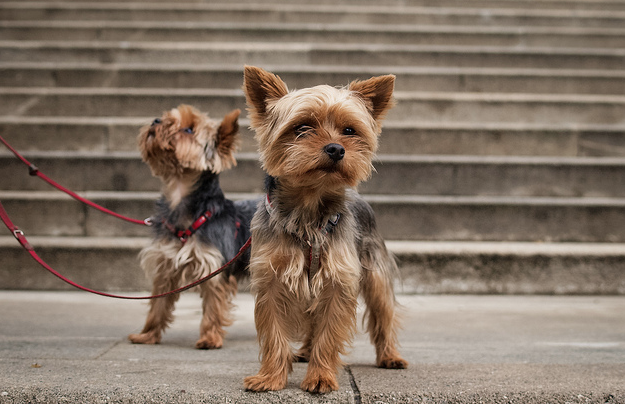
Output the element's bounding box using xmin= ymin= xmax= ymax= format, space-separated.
xmin=242 ymin=66 xmax=407 ymax=394
xmin=128 ymin=105 xmax=256 ymax=349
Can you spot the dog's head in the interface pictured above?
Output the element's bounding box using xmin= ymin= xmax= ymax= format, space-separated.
xmin=243 ymin=66 xmax=395 ymax=189
xmin=138 ymin=104 xmax=240 ymax=178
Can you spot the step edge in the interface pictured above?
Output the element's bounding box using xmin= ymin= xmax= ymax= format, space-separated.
xmin=2 ymin=190 xmax=625 ymax=206
xmin=2 ymin=40 xmax=624 ymax=56
xmin=2 ymin=236 xmax=624 ymax=256
xmin=3 ymin=2 xmax=625 ymax=19
xmin=4 ymin=150 xmax=625 ymax=166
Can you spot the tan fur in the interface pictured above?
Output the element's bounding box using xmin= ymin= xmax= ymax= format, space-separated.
xmin=249 ymin=83 xmax=380 ymax=189
xmin=242 ymin=66 xmax=407 ymax=394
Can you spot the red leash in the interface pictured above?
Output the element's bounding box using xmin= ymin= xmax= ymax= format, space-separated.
xmin=0 ymin=134 xmax=150 ymax=226
xmin=0 ymin=135 xmax=252 ymax=299
xmin=1 ymin=199 xmax=252 ymax=299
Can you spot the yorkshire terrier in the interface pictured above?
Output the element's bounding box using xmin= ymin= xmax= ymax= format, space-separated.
xmin=128 ymin=104 xmax=256 ymax=349
xmin=242 ymin=66 xmax=407 ymax=394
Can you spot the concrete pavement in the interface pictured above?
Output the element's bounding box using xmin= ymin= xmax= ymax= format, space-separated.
xmin=0 ymin=291 xmax=623 ymax=403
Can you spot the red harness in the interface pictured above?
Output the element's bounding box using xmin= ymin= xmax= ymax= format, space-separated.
xmin=163 ymin=210 xmax=213 ymax=244
xmin=163 ymin=210 xmax=241 ymax=244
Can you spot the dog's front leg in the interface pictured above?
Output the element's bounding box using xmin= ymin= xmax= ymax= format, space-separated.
xmin=244 ymin=271 xmax=295 ymax=392
xmin=300 ymin=280 xmax=358 ymax=394
xmin=128 ymin=261 xmax=182 ymax=344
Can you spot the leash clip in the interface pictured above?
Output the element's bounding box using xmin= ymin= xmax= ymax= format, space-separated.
xmin=143 ymin=217 xmax=153 ymax=226
xmin=28 ymin=163 xmax=39 ymax=176
xmin=11 ymin=228 xmax=33 ymax=251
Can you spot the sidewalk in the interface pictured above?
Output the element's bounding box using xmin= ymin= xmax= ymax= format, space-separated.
xmin=0 ymin=291 xmax=623 ymax=403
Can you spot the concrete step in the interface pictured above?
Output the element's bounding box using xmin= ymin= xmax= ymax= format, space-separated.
xmin=8 ymin=0 xmax=625 ymax=11
xmin=4 ymin=21 xmax=625 ymax=48
xmin=3 ymin=88 xmax=625 ymax=125
xmin=392 ymin=240 xmax=625 ymax=294
xmin=2 ymin=191 xmax=625 ymax=242
xmin=3 ymin=63 xmax=625 ymax=95
xmin=4 ymin=3 xmax=625 ymax=28
xmin=2 ymin=117 xmax=624 ymax=157
xmin=2 ymin=0 xmax=624 ymax=301
xmin=3 ymin=152 xmax=625 ymax=198
xmin=0 ymin=236 xmax=151 ymax=292
xmin=2 ymin=41 xmax=624 ymax=70
xmin=1 ymin=236 xmax=624 ymax=294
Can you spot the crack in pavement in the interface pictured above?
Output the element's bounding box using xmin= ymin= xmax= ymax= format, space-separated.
xmin=345 ymin=365 xmax=362 ymax=404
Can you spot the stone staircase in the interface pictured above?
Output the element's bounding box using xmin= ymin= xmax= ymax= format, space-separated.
xmin=1 ymin=0 xmax=624 ymax=294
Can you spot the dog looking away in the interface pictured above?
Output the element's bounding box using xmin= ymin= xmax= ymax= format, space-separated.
xmin=129 ymin=104 xmax=256 ymax=350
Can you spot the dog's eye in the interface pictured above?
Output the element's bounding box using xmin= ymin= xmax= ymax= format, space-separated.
xmin=151 ymin=118 xmax=162 ymax=126
xmin=342 ymin=127 xmax=356 ymax=136
xmin=183 ymin=127 xmax=194 ymax=134
xmin=294 ymin=124 xmax=313 ymax=138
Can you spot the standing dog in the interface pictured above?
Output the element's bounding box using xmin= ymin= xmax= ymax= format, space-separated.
xmin=129 ymin=104 xmax=256 ymax=349
xmin=242 ymin=66 xmax=407 ymax=394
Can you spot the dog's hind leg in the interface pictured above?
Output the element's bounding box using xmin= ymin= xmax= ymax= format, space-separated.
xmin=294 ymin=318 xmax=312 ymax=362
xmin=360 ymin=245 xmax=408 ymax=369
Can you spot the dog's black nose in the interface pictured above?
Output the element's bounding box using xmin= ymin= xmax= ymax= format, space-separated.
xmin=324 ymin=143 xmax=345 ymax=162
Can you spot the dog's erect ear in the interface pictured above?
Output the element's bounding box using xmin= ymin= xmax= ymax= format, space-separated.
xmin=216 ymin=108 xmax=241 ymax=167
xmin=243 ymin=65 xmax=289 ymax=118
xmin=348 ymin=75 xmax=396 ymax=122
xmin=218 ymin=108 xmax=240 ymax=140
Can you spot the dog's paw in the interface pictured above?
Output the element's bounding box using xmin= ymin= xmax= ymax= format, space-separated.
xmin=195 ymin=333 xmax=223 ymax=350
xmin=300 ymin=373 xmax=338 ymax=394
xmin=377 ymin=356 xmax=408 ymax=369
xmin=293 ymin=349 xmax=310 ymax=363
xmin=244 ymin=374 xmax=286 ymax=392
xmin=128 ymin=332 xmax=161 ymax=345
